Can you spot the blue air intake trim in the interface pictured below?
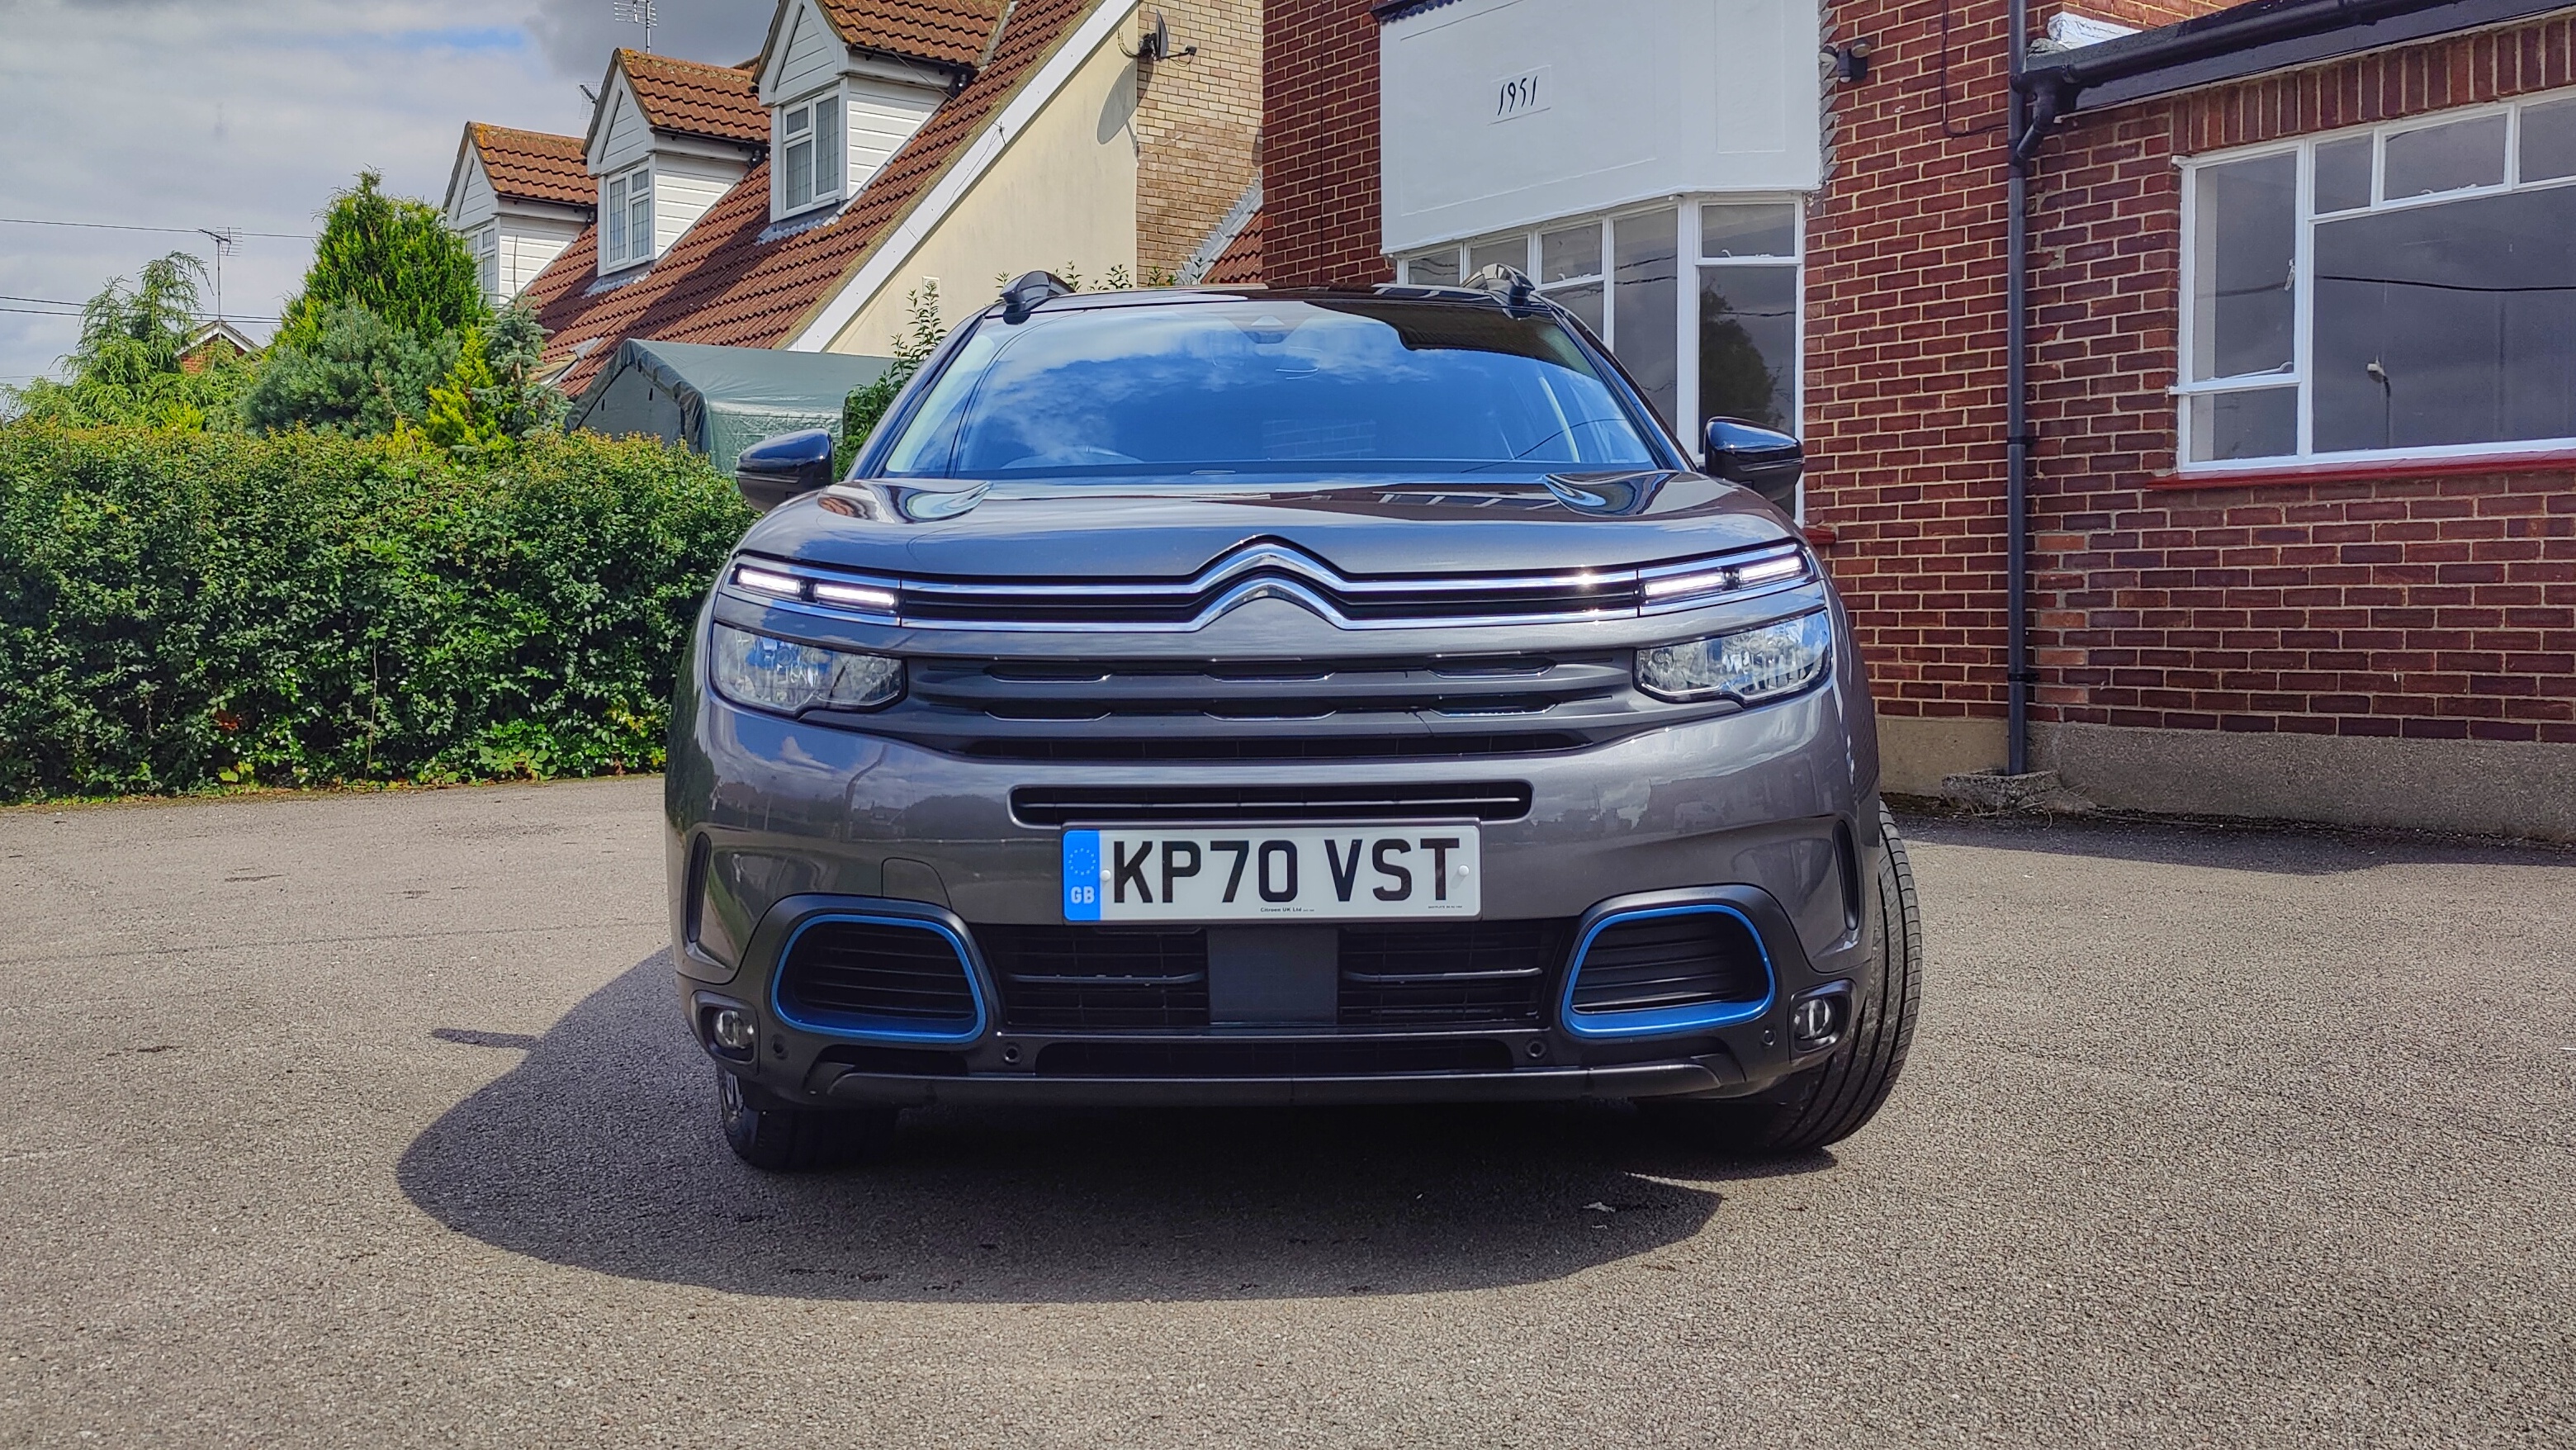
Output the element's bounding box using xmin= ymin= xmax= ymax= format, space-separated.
xmin=768 ymin=910 xmax=992 ymax=1047
xmin=1557 ymin=902 xmax=1778 ymax=1040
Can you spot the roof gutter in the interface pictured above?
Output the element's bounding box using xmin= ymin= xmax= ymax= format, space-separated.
xmin=1996 ymin=0 xmax=2539 ymax=776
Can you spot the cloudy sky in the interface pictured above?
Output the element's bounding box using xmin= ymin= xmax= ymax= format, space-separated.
xmin=0 ymin=0 xmax=774 ymax=386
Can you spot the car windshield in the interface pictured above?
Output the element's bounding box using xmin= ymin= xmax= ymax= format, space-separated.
xmin=875 ymin=297 xmax=1664 ymax=478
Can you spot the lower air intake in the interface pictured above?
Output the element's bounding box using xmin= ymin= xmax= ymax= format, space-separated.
xmin=1035 ymin=1039 xmax=1514 ymax=1078
xmin=775 ymin=916 xmax=982 ymax=1039
xmin=1567 ymin=907 xmax=1771 ymax=1018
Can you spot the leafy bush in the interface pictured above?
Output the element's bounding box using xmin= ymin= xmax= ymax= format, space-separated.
xmin=0 ymin=424 xmax=751 ymax=801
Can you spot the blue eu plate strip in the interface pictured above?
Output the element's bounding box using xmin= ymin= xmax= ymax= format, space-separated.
xmin=1062 ymin=830 xmax=1102 ymax=921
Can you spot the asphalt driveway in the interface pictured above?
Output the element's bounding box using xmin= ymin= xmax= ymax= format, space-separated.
xmin=2 ymin=779 xmax=2569 ymax=1447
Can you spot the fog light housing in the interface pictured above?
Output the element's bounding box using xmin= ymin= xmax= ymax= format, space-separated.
xmin=1790 ymin=987 xmax=1849 ymax=1050
xmin=707 ymin=1006 xmax=759 ymax=1058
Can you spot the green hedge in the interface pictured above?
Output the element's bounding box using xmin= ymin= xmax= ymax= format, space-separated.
xmin=0 ymin=425 xmax=752 ymax=802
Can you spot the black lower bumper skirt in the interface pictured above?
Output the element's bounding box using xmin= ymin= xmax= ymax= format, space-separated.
xmin=807 ymin=1054 xmax=1743 ymax=1107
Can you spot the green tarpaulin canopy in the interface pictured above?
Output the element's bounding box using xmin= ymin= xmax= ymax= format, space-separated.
xmin=568 ymin=339 xmax=893 ymax=473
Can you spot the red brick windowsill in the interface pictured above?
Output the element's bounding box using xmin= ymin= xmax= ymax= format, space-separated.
xmin=2147 ymin=448 xmax=2576 ymax=490
xmin=1801 ymin=522 xmax=1839 ymax=549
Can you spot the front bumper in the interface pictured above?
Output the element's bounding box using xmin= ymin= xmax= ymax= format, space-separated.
xmin=666 ymin=671 xmax=1891 ymax=1107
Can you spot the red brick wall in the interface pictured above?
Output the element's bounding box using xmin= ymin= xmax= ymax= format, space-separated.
xmin=1262 ymin=0 xmax=1390 ymax=287
xmin=1804 ymin=0 xmax=2020 ymax=725
xmin=2024 ymin=15 xmax=2576 ymax=745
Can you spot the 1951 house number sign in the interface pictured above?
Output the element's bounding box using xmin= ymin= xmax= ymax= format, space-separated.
xmin=1492 ymin=66 xmax=1550 ymax=121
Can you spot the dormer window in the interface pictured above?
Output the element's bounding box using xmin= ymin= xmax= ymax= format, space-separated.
xmin=602 ymin=164 xmax=655 ymax=270
xmin=779 ymin=91 xmax=845 ymax=216
xmin=472 ymin=225 xmax=500 ymax=301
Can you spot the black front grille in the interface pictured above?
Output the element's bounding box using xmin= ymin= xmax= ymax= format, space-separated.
xmin=979 ymin=925 xmax=1211 ymax=1030
xmin=1035 ymin=1039 xmax=1515 ymax=1078
xmin=775 ymin=918 xmax=979 ymax=1031
xmin=1338 ymin=920 xmax=1572 ymax=1026
xmin=1011 ymin=780 xmax=1532 ymax=827
xmin=897 ymin=571 xmax=1645 ymax=629
xmin=1568 ymin=910 xmax=1770 ymax=1014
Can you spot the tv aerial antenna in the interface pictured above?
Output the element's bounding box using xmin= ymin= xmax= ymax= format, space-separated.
xmin=197 ymin=227 xmax=239 ymax=322
xmin=613 ymin=0 xmax=657 ymax=52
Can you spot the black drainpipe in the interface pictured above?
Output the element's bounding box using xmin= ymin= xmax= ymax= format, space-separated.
xmin=2005 ymin=0 xmax=2034 ymax=776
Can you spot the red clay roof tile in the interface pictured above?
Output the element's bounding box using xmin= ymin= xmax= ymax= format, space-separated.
xmin=528 ymin=0 xmax=1099 ymax=394
xmin=470 ymin=125 xmax=594 ymax=208
xmin=617 ymin=50 xmax=767 ymax=144
xmin=1202 ymin=207 xmax=1263 ymax=285
xmin=819 ymin=0 xmax=1005 ymax=70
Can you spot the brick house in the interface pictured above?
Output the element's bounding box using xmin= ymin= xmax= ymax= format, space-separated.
xmin=1255 ymin=0 xmax=2576 ymax=838
xmin=443 ymin=0 xmax=1262 ymax=393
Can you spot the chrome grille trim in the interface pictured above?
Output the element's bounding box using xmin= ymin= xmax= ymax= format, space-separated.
xmin=721 ymin=538 xmax=1811 ymax=633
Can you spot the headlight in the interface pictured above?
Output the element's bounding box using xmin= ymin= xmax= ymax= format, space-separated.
xmin=1635 ymin=610 xmax=1832 ymax=704
xmin=708 ymin=623 xmax=903 ymax=713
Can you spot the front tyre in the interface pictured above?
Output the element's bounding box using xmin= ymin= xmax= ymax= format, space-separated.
xmin=717 ymin=1069 xmax=897 ymax=1172
xmin=1646 ymin=803 xmax=1924 ymax=1155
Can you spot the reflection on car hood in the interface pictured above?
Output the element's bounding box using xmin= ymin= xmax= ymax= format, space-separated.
xmin=739 ymin=472 xmax=1798 ymax=580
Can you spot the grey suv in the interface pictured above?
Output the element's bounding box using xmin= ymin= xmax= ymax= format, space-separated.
xmin=666 ymin=272 xmax=1921 ymax=1170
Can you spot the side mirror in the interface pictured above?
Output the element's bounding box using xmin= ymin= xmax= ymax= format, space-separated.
xmin=734 ymin=429 xmax=836 ymax=513
xmin=1702 ymin=418 xmax=1805 ymax=510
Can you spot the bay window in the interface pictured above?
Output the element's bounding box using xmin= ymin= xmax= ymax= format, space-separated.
xmin=2180 ymin=91 xmax=2576 ymax=467
xmin=779 ymin=90 xmax=845 ymax=216
xmin=1399 ymin=196 xmax=1802 ymax=455
xmin=601 ymin=164 xmax=655 ymax=271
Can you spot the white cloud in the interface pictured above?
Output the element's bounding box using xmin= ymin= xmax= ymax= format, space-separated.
xmin=0 ymin=0 xmax=770 ymax=384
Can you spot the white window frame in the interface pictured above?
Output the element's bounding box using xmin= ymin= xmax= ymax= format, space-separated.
xmin=601 ymin=163 xmax=656 ymax=272
xmin=1396 ymin=193 xmax=1807 ymax=481
xmin=2176 ymin=88 xmax=2576 ymax=471
xmin=473 ymin=224 xmax=500 ymax=301
xmin=776 ymin=87 xmax=847 ymax=219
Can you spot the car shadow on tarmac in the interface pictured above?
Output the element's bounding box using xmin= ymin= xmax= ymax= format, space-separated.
xmin=398 ymin=953 xmax=1826 ymax=1303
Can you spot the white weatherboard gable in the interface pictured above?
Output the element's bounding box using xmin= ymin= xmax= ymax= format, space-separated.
xmin=846 ymin=78 xmax=945 ymax=191
xmin=1379 ymin=0 xmax=1822 ymax=254
xmin=652 ymin=151 xmax=746 ymax=255
xmin=590 ymin=78 xmax=655 ymax=176
xmin=447 ymin=151 xmax=499 ymax=231
xmin=767 ymin=0 xmax=847 ymax=102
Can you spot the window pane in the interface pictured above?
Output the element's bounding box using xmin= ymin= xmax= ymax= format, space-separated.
xmin=2190 ymin=154 xmax=2296 ymax=380
xmin=1612 ymin=208 xmax=1679 ymax=424
xmin=2383 ymin=114 xmax=2507 ymax=199
xmin=1404 ymin=250 xmax=1460 ymax=287
xmin=2188 ymin=388 xmax=2298 ymax=462
xmin=629 ymin=182 xmax=652 ymax=262
xmin=816 ymin=97 xmax=843 ymax=197
xmin=1546 ymin=280 xmax=1603 ymax=335
xmin=785 ymin=104 xmax=811 ymax=138
xmin=1540 ymin=223 xmax=1601 ymax=282
xmin=785 ymin=136 xmax=812 ymax=210
xmin=605 ymin=179 xmax=626 ymax=260
xmin=1701 ymin=202 xmax=1795 ymax=258
xmin=2522 ymin=97 xmax=2576 ymax=182
xmin=1467 ymin=237 xmax=1527 ymax=277
xmin=2313 ymin=185 xmax=2576 ymax=452
xmin=1698 ymin=264 xmax=1797 ymax=433
xmin=2314 ymin=135 xmax=2373 ymax=213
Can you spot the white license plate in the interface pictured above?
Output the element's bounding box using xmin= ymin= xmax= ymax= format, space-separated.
xmin=1061 ymin=825 xmax=1481 ymax=922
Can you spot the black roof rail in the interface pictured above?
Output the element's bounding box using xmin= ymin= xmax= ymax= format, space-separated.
xmin=1000 ymin=270 xmax=1076 ymax=323
xmin=1463 ymin=263 xmax=1538 ymax=307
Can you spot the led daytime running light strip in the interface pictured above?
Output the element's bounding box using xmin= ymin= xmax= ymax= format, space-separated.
xmin=731 ymin=564 xmax=897 ymax=616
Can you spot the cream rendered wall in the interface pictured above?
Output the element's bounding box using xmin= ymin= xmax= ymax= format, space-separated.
xmin=822 ymin=24 xmax=1139 ymax=358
